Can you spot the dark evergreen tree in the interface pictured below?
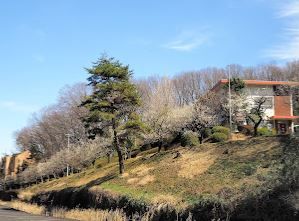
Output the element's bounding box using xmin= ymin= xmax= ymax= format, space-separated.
xmin=82 ymin=56 xmax=141 ymax=174
xmin=223 ymin=77 xmax=245 ymax=93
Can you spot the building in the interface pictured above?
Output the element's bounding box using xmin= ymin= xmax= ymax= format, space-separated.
xmin=0 ymin=150 xmax=33 ymax=180
xmin=212 ymin=79 xmax=299 ymax=134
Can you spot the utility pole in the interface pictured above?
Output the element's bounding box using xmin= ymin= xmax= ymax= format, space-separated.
xmin=228 ymin=66 xmax=233 ymax=139
xmin=65 ymin=133 xmax=71 ymax=177
xmin=66 ymin=134 xmax=71 ymax=148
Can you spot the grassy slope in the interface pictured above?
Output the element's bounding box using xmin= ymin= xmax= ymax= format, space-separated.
xmin=19 ymin=137 xmax=286 ymax=210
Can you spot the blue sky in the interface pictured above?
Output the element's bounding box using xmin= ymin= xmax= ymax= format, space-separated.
xmin=0 ymin=0 xmax=298 ymax=155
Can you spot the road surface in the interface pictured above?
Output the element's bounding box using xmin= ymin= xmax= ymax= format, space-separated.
xmin=0 ymin=206 xmax=69 ymax=221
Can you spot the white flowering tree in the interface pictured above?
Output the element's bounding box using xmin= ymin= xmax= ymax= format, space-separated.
xmin=143 ymin=77 xmax=192 ymax=152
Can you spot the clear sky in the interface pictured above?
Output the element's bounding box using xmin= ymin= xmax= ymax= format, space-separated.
xmin=0 ymin=0 xmax=298 ymax=156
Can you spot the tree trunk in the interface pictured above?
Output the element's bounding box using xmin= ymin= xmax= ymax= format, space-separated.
xmin=113 ymin=120 xmax=124 ymax=174
xmin=158 ymin=141 xmax=163 ymax=152
xmin=123 ymin=146 xmax=128 ymax=160
xmin=254 ymin=118 xmax=263 ymax=136
xmin=199 ymin=133 xmax=203 ymax=144
xmin=254 ymin=125 xmax=258 ymax=136
xmin=115 ymin=141 xmax=124 ymax=174
xmin=128 ymin=148 xmax=132 ymax=159
xmin=92 ymin=159 xmax=96 ymax=168
xmin=66 ymin=164 xmax=69 ymax=177
xmin=107 ymin=153 xmax=111 ymax=163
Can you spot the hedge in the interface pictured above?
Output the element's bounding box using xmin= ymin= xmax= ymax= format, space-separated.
xmin=181 ymin=131 xmax=200 ymax=147
xmin=211 ymin=132 xmax=228 ymax=142
xmin=212 ymin=126 xmax=230 ymax=136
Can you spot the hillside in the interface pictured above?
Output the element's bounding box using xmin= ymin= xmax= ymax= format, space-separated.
xmin=14 ymin=136 xmax=299 ymax=220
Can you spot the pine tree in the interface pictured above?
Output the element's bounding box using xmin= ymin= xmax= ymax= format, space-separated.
xmin=82 ymin=56 xmax=141 ymax=174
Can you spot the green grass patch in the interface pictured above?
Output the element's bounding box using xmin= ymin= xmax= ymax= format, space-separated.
xmin=100 ymin=182 xmax=155 ymax=203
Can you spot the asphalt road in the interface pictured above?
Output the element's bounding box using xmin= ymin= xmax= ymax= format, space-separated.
xmin=0 ymin=206 xmax=69 ymax=221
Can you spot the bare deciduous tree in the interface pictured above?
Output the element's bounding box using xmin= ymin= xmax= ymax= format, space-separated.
xmin=172 ymin=71 xmax=203 ymax=106
xmin=246 ymin=97 xmax=267 ymax=136
xmin=191 ymin=92 xmax=220 ymax=143
xmin=15 ymin=83 xmax=89 ymax=159
xmin=143 ymin=77 xmax=192 ymax=151
xmin=16 ymin=138 xmax=109 ymax=186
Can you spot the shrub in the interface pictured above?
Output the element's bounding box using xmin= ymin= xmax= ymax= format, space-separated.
xmin=211 ymin=132 xmax=228 ymax=143
xmin=203 ymin=128 xmax=212 ymax=138
xmin=257 ymin=127 xmax=273 ymax=136
xmin=212 ymin=126 xmax=230 ymax=136
xmin=181 ymin=131 xmax=200 ymax=147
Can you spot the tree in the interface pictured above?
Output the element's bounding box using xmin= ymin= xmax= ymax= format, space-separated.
xmin=15 ymin=83 xmax=89 ymax=159
xmin=220 ymin=78 xmax=249 ymax=128
xmin=82 ymin=56 xmax=141 ymax=174
xmin=223 ymin=77 xmax=245 ymax=93
xmin=291 ymin=86 xmax=299 ymax=116
xmin=143 ymin=77 xmax=191 ymax=152
xmin=246 ymin=97 xmax=267 ymax=136
xmin=191 ymin=92 xmax=220 ymax=143
xmin=119 ymin=112 xmax=148 ymax=159
xmin=143 ymin=77 xmax=175 ymax=152
xmin=172 ymin=71 xmax=203 ymax=106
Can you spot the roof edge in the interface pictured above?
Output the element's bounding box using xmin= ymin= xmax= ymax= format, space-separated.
xmin=211 ymin=79 xmax=299 ymax=92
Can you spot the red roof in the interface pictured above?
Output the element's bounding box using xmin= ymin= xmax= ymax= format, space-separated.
xmin=271 ymin=116 xmax=299 ymax=120
xmin=211 ymin=79 xmax=299 ymax=91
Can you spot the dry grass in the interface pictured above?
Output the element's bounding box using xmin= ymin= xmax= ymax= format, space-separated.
xmin=178 ymin=149 xmax=216 ymax=179
xmin=234 ymin=139 xmax=279 ymax=157
xmin=231 ymin=133 xmax=248 ymax=141
xmin=136 ymin=175 xmax=155 ymax=186
xmin=127 ymin=177 xmax=139 ymax=184
xmin=20 ymin=161 xmax=119 ymax=199
xmin=127 ymin=175 xmax=155 ymax=186
xmin=52 ymin=207 xmax=129 ymax=221
xmin=151 ymin=194 xmax=184 ymax=207
xmin=17 ymin=190 xmax=34 ymax=201
xmin=73 ymin=163 xmax=116 ymax=187
xmin=0 ymin=200 xmax=45 ymax=215
xmin=125 ymin=165 xmax=155 ymax=186
xmin=0 ymin=200 xmax=151 ymax=221
xmin=130 ymin=165 xmax=153 ymax=176
xmin=120 ymin=172 xmax=129 ymax=178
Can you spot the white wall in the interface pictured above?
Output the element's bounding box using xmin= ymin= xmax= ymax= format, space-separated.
xmin=245 ymin=85 xmax=274 ymax=119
